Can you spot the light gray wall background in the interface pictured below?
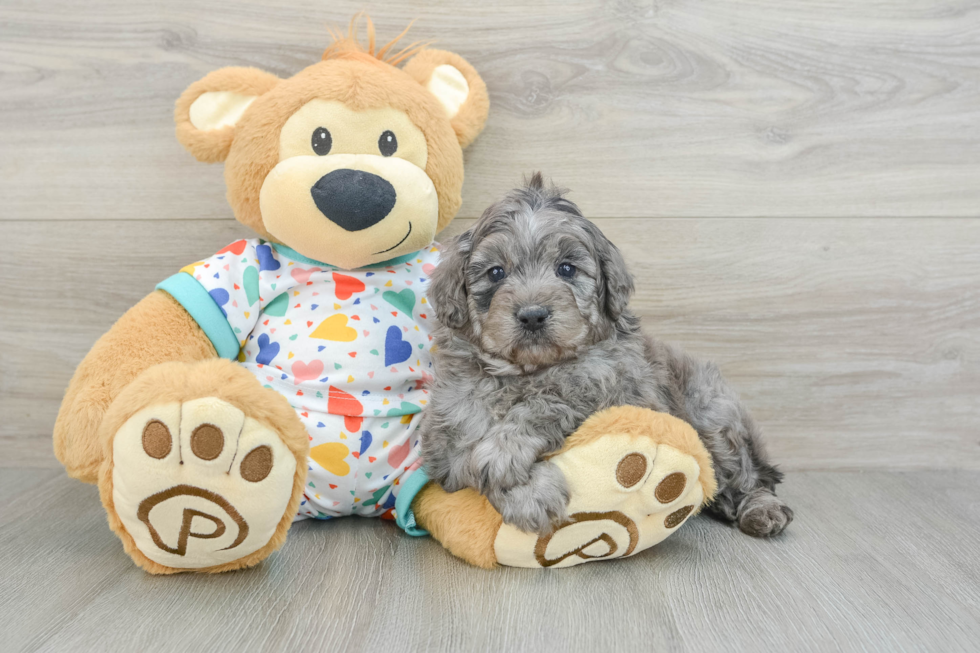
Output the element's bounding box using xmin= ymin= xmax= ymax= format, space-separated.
xmin=3 ymin=0 xmax=977 ymax=471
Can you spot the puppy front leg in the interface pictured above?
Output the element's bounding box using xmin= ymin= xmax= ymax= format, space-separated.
xmin=470 ymin=424 xmax=569 ymax=535
xmin=489 ymin=462 xmax=569 ymax=536
xmin=654 ymin=340 xmax=794 ymax=537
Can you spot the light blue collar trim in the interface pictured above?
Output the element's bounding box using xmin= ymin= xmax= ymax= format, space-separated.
xmin=272 ymin=244 xmax=421 ymax=269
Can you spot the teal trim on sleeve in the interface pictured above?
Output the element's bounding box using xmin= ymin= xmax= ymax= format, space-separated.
xmin=156 ymin=273 xmax=241 ymax=360
xmin=394 ymin=467 xmax=431 ymax=537
xmin=272 ymin=243 xmax=422 ymax=269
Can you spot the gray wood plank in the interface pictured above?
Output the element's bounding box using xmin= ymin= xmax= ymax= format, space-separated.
xmin=3 ymin=217 xmax=979 ymax=471
xmin=0 ymin=470 xmax=977 ymax=652
xmin=0 ymin=468 xmax=61 ymax=505
xmin=2 ymin=0 xmax=979 ymax=221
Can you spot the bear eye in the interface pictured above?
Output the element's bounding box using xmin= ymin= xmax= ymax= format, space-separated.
xmin=487 ymin=266 xmax=506 ymax=283
xmin=379 ymin=130 xmax=398 ymax=157
xmin=557 ymin=262 xmax=576 ymax=278
xmin=312 ymin=127 xmax=332 ymax=156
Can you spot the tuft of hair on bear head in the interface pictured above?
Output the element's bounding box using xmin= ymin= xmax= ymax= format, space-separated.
xmin=322 ymin=13 xmax=433 ymax=66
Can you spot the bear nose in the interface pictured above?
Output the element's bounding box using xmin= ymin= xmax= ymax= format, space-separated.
xmin=310 ymin=169 xmax=397 ymax=232
xmin=516 ymin=305 xmax=551 ymax=332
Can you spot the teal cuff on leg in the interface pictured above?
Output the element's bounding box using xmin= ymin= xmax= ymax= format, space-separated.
xmin=394 ymin=467 xmax=430 ymax=537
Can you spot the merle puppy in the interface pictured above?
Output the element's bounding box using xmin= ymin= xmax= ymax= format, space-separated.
xmin=421 ymin=174 xmax=793 ymax=537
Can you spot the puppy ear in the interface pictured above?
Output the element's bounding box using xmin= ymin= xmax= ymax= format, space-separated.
xmin=587 ymin=223 xmax=634 ymax=321
xmin=402 ymin=49 xmax=489 ymax=149
xmin=175 ymin=67 xmax=281 ymax=163
xmin=430 ymin=230 xmax=473 ymax=330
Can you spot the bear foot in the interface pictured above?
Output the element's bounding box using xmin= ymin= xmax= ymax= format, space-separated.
xmin=415 ymin=406 xmax=717 ymax=569
xmin=98 ymin=360 xmax=309 ymax=573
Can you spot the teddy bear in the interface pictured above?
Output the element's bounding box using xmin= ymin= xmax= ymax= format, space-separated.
xmin=52 ymin=18 xmax=716 ymax=573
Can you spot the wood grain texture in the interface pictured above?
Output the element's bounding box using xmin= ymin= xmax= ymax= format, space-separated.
xmin=2 ymin=0 xmax=979 ymax=221
xmin=2 ymin=218 xmax=978 ymax=471
xmin=1 ymin=469 xmax=977 ymax=652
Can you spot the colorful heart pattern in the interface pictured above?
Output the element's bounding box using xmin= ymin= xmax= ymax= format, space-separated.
xmin=382 ymin=288 xmax=415 ymax=317
xmin=386 ymin=440 xmax=411 ymax=470
xmin=255 ymin=333 xmax=279 ymax=365
xmin=209 ymin=288 xmax=230 ymax=317
xmin=256 ymin=243 xmax=281 ymax=271
xmin=333 ymin=272 xmax=366 ymax=300
xmin=292 ymin=359 xmax=324 ymax=384
xmin=328 ymin=385 xmax=363 ymax=416
xmin=311 ymin=314 xmax=357 ymax=342
xmin=310 ymin=442 xmax=350 ymax=476
xmin=384 ymin=326 xmax=413 ymax=366
xmin=217 ymin=240 xmax=248 ymax=256
xmin=291 ymin=266 xmax=322 ymax=285
xmin=243 ymin=266 xmax=260 ymax=306
xmin=176 ymin=238 xmax=442 ymax=520
xmin=264 ymin=293 xmax=289 ymax=317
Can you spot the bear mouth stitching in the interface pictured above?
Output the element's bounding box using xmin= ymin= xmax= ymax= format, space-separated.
xmin=374 ymin=221 xmax=412 ymax=254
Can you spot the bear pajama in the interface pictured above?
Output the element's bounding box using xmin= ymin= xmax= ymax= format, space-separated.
xmin=157 ymin=238 xmax=439 ymax=533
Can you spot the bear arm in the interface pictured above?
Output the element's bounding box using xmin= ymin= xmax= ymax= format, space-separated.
xmin=53 ymin=290 xmax=217 ymax=483
xmin=412 ymin=406 xmax=719 ymax=569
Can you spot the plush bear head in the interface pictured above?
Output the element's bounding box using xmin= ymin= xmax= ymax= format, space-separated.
xmin=175 ymin=18 xmax=489 ymax=269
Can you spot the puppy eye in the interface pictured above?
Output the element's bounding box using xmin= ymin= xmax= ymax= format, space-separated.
xmin=557 ymin=262 xmax=577 ymax=278
xmin=379 ymin=130 xmax=398 ymax=157
xmin=311 ymin=127 xmax=332 ymax=156
xmin=487 ymin=266 xmax=506 ymax=283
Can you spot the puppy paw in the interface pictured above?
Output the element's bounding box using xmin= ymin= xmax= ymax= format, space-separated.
xmin=500 ymin=502 xmax=563 ymax=537
xmin=738 ymin=490 xmax=794 ymax=537
xmin=492 ymin=408 xmax=715 ymax=568
xmin=107 ymin=397 xmax=299 ymax=571
xmin=498 ymin=462 xmax=569 ymax=536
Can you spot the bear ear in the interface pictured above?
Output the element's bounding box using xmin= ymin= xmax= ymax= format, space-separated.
xmin=175 ymin=67 xmax=281 ymax=163
xmin=403 ymin=49 xmax=489 ymax=149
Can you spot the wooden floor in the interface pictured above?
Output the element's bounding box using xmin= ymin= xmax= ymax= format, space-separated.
xmin=2 ymin=469 xmax=978 ymax=652
xmin=2 ymin=0 xmax=979 ymax=651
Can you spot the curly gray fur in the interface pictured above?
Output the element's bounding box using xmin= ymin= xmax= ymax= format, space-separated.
xmin=421 ymin=173 xmax=793 ymax=537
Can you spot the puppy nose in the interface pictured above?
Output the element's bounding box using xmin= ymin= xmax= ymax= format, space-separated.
xmin=310 ymin=169 xmax=397 ymax=232
xmin=517 ymin=305 xmax=551 ymax=332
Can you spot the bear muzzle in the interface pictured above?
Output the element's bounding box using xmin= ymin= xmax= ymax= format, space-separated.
xmin=259 ymin=153 xmax=439 ymax=269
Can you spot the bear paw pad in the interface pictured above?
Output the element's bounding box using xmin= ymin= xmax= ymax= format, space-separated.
xmin=109 ymin=398 xmax=297 ymax=570
xmin=494 ymin=428 xmax=708 ymax=568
